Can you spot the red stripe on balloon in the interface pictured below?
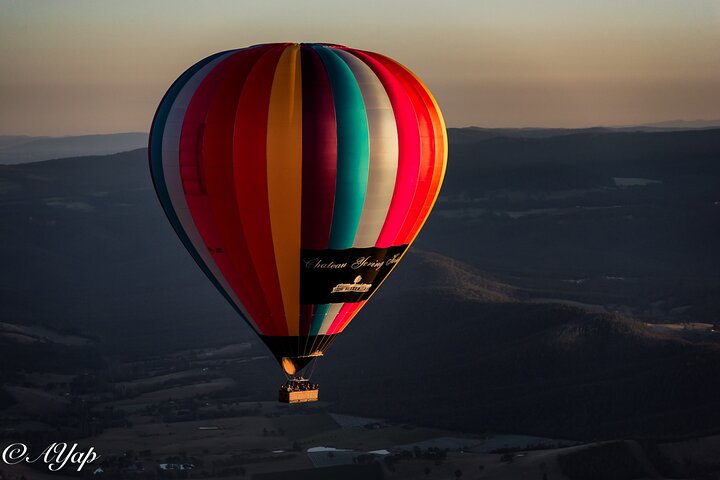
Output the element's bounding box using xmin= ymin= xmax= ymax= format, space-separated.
xmin=327 ymin=301 xmax=365 ymax=334
xmin=344 ymin=48 xmax=421 ymax=248
xmin=300 ymin=45 xmax=338 ymax=250
xmin=179 ymin=51 xmax=264 ymax=320
xmin=390 ymin=63 xmax=446 ymax=244
xmin=364 ymin=52 xmax=436 ymax=245
xmin=233 ymin=44 xmax=290 ymax=336
xmin=201 ymin=46 xmax=274 ymax=332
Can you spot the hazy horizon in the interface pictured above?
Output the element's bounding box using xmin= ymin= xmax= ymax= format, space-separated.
xmin=1 ymin=0 xmax=719 ymax=136
xmin=4 ymin=118 xmax=720 ymax=139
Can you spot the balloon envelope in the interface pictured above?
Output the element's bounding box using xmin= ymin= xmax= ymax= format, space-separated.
xmin=149 ymin=43 xmax=447 ymax=375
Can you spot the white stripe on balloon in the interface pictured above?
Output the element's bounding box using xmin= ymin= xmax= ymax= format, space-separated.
xmin=333 ymin=49 xmax=399 ymax=248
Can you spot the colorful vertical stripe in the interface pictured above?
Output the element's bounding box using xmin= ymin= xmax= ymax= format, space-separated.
xmin=312 ymin=46 xmax=370 ymax=249
xmin=149 ymin=43 xmax=447 ymax=373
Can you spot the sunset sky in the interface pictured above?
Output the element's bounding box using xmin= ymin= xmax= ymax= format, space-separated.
xmin=1 ymin=0 xmax=719 ymax=135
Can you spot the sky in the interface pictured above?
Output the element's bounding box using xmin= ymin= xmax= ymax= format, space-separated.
xmin=1 ymin=0 xmax=719 ymax=135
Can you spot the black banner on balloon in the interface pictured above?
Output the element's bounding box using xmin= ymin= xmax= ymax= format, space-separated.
xmin=300 ymin=245 xmax=409 ymax=304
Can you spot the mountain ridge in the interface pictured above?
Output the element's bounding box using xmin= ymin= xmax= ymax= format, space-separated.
xmin=0 ymin=133 xmax=148 ymax=165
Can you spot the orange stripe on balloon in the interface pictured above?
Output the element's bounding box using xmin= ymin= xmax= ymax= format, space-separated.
xmin=266 ymin=44 xmax=303 ymax=336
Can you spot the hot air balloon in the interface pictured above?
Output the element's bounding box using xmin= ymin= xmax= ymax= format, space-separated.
xmin=149 ymin=43 xmax=447 ymax=403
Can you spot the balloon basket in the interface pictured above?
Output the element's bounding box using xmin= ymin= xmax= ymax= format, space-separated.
xmin=278 ymin=378 xmax=319 ymax=404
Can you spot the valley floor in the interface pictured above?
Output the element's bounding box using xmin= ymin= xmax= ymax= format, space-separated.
xmin=2 ymin=342 xmax=718 ymax=480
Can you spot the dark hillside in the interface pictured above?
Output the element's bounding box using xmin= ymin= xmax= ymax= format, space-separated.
xmin=323 ymin=279 xmax=720 ymax=440
xmin=1 ymin=128 xmax=719 ymax=440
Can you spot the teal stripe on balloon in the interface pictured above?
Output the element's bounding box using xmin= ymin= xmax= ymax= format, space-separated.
xmin=313 ymin=45 xmax=370 ymax=249
xmin=309 ymin=303 xmax=330 ymax=336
